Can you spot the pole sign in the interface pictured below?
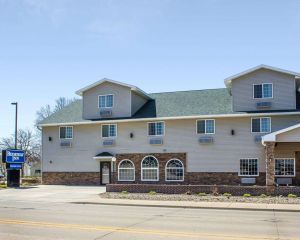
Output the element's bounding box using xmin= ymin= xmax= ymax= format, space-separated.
xmin=5 ymin=150 xmax=25 ymax=164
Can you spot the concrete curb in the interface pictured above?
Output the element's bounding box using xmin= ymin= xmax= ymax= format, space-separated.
xmin=71 ymin=201 xmax=300 ymax=213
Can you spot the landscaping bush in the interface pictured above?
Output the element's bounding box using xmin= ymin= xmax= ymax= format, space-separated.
xmin=0 ymin=184 xmax=7 ymax=188
xmin=198 ymin=192 xmax=207 ymax=197
xmin=185 ymin=190 xmax=192 ymax=195
xmin=243 ymin=193 xmax=252 ymax=197
xmin=260 ymin=194 xmax=268 ymax=198
xmin=288 ymin=194 xmax=297 ymax=198
xmin=223 ymin=193 xmax=232 ymax=197
xmin=121 ymin=191 xmax=129 ymax=194
xmin=148 ymin=191 xmax=157 ymax=195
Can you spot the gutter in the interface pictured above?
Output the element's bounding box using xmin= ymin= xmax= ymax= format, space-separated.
xmin=38 ymin=111 xmax=300 ymax=127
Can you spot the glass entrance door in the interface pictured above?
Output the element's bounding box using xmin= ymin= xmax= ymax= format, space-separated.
xmin=100 ymin=162 xmax=111 ymax=185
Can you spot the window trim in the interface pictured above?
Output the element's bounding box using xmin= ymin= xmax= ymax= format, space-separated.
xmin=98 ymin=94 xmax=114 ymax=108
xmin=251 ymin=117 xmax=271 ymax=133
xmin=141 ymin=155 xmax=159 ymax=181
xmin=165 ymin=159 xmax=184 ymax=182
xmin=101 ymin=124 xmax=117 ymax=138
xmin=147 ymin=121 xmax=165 ymax=137
xmin=118 ymin=159 xmax=135 ymax=182
xmin=59 ymin=126 xmax=73 ymax=140
xmin=196 ymin=119 xmax=215 ymax=134
xmin=253 ymin=83 xmax=273 ymax=99
xmin=238 ymin=158 xmax=259 ymax=177
xmin=275 ymin=158 xmax=296 ymax=177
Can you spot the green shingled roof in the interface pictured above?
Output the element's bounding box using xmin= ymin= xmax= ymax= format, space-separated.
xmin=40 ymin=88 xmax=234 ymax=125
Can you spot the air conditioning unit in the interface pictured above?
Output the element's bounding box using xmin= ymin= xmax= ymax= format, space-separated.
xmin=199 ymin=136 xmax=214 ymax=144
xmin=241 ymin=178 xmax=256 ymax=184
xmin=103 ymin=139 xmax=115 ymax=146
xmin=60 ymin=140 xmax=72 ymax=147
xmin=254 ymin=135 xmax=262 ymax=143
xmin=276 ymin=178 xmax=292 ymax=186
xmin=149 ymin=138 xmax=163 ymax=145
xmin=256 ymin=102 xmax=272 ymax=109
xmin=100 ymin=109 xmax=112 ymax=117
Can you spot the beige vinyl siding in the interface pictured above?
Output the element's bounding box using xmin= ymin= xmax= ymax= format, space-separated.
xmin=277 ymin=128 xmax=300 ymax=142
xmin=131 ymin=92 xmax=147 ymax=115
xmin=232 ymin=69 xmax=296 ymax=112
xmin=42 ymin=115 xmax=300 ymax=173
xmin=82 ymin=82 xmax=132 ymax=119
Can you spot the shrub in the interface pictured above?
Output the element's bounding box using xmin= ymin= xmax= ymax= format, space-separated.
xmin=185 ymin=190 xmax=192 ymax=195
xmin=243 ymin=193 xmax=251 ymax=197
xmin=260 ymin=194 xmax=268 ymax=198
xmin=121 ymin=191 xmax=129 ymax=194
xmin=288 ymin=194 xmax=297 ymax=198
xmin=198 ymin=192 xmax=207 ymax=197
xmin=223 ymin=193 xmax=232 ymax=197
xmin=148 ymin=191 xmax=156 ymax=195
xmin=0 ymin=184 xmax=7 ymax=188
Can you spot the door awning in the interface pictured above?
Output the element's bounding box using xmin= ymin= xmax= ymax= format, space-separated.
xmin=93 ymin=152 xmax=115 ymax=160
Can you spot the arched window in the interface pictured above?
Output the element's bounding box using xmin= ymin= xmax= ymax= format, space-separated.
xmin=141 ymin=156 xmax=159 ymax=181
xmin=118 ymin=160 xmax=135 ymax=181
xmin=165 ymin=159 xmax=184 ymax=181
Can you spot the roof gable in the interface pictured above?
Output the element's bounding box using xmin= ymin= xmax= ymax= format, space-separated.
xmin=75 ymin=78 xmax=151 ymax=100
xmin=224 ymin=65 xmax=300 ymax=88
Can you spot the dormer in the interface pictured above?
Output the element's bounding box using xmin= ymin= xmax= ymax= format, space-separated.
xmin=225 ymin=65 xmax=300 ymax=112
xmin=76 ymin=78 xmax=151 ymax=120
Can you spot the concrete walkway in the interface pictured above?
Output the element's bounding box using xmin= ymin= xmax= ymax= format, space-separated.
xmin=75 ymin=196 xmax=300 ymax=212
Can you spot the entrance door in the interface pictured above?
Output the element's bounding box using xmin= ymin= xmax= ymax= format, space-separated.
xmin=100 ymin=162 xmax=111 ymax=185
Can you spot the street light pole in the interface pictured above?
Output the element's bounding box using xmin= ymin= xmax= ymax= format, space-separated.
xmin=11 ymin=102 xmax=18 ymax=149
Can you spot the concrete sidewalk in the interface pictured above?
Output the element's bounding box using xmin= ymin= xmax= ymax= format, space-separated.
xmin=73 ymin=197 xmax=300 ymax=212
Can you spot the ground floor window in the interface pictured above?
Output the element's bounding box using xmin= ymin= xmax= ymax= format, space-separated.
xmin=239 ymin=158 xmax=258 ymax=176
xmin=165 ymin=159 xmax=184 ymax=181
xmin=118 ymin=160 xmax=135 ymax=181
xmin=275 ymin=158 xmax=295 ymax=176
xmin=141 ymin=156 xmax=159 ymax=181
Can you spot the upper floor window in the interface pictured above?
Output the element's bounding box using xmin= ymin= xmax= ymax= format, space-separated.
xmin=253 ymin=83 xmax=273 ymax=99
xmin=197 ymin=119 xmax=215 ymax=134
xmin=59 ymin=126 xmax=73 ymax=139
xmin=102 ymin=124 xmax=117 ymax=138
xmin=251 ymin=117 xmax=271 ymax=133
xmin=275 ymin=158 xmax=295 ymax=176
xmin=148 ymin=122 xmax=164 ymax=136
xmin=239 ymin=158 xmax=258 ymax=176
xmin=99 ymin=94 xmax=113 ymax=108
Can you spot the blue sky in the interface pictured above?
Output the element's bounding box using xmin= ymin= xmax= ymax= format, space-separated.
xmin=0 ymin=0 xmax=300 ymax=138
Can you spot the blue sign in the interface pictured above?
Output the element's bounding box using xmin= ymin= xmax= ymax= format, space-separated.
xmin=9 ymin=163 xmax=22 ymax=169
xmin=6 ymin=150 xmax=25 ymax=164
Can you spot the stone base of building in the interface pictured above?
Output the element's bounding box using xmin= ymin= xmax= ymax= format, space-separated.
xmin=106 ymin=184 xmax=300 ymax=196
xmin=42 ymin=172 xmax=100 ymax=185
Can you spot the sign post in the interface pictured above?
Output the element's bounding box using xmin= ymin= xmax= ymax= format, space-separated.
xmin=4 ymin=149 xmax=25 ymax=187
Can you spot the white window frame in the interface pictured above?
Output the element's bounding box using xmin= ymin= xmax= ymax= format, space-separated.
xmin=141 ymin=155 xmax=159 ymax=181
xmin=98 ymin=94 xmax=114 ymax=108
xmin=165 ymin=159 xmax=184 ymax=182
xmin=101 ymin=124 xmax=117 ymax=138
xmin=59 ymin=126 xmax=73 ymax=140
xmin=147 ymin=121 xmax=165 ymax=136
xmin=251 ymin=117 xmax=271 ymax=133
xmin=118 ymin=159 xmax=135 ymax=182
xmin=196 ymin=119 xmax=215 ymax=134
xmin=275 ymin=158 xmax=296 ymax=177
xmin=253 ymin=83 xmax=273 ymax=99
xmin=238 ymin=158 xmax=259 ymax=177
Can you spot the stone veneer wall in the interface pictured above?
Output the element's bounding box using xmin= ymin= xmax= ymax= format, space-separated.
xmin=42 ymin=172 xmax=100 ymax=185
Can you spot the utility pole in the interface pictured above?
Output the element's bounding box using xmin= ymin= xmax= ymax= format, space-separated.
xmin=11 ymin=102 xmax=18 ymax=149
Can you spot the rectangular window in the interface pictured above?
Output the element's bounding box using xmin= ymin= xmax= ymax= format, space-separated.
xmin=197 ymin=119 xmax=215 ymax=134
xmin=251 ymin=117 xmax=271 ymax=133
xmin=59 ymin=126 xmax=73 ymax=139
xmin=102 ymin=124 xmax=117 ymax=138
xmin=148 ymin=122 xmax=164 ymax=136
xmin=99 ymin=94 xmax=114 ymax=108
xmin=239 ymin=158 xmax=258 ymax=176
xmin=275 ymin=159 xmax=295 ymax=176
xmin=253 ymin=83 xmax=273 ymax=99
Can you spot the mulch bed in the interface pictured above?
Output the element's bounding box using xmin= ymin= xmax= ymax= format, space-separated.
xmin=100 ymin=192 xmax=300 ymax=204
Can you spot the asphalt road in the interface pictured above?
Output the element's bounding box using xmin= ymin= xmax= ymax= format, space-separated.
xmin=0 ymin=186 xmax=299 ymax=240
